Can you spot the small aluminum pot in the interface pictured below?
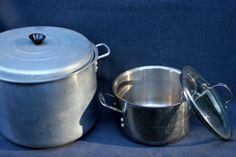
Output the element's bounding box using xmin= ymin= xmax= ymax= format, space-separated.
xmin=99 ymin=66 xmax=191 ymax=145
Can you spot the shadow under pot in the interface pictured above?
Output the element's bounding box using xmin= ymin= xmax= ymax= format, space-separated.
xmin=99 ymin=66 xmax=232 ymax=145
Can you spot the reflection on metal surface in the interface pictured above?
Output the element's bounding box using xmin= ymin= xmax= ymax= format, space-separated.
xmin=114 ymin=66 xmax=182 ymax=107
xmin=101 ymin=66 xmax=191 ymax=145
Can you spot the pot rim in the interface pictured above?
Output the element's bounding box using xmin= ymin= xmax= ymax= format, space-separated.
xmin=112 ymin=65 xmax=184 ymax=108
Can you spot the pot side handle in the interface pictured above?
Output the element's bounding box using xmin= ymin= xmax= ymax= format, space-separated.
xmin=96 ymin=43 xmax=111 ymax=60
xmin=99 ymin=93 xmax=122 ymax=113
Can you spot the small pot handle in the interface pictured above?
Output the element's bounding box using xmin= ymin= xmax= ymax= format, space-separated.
xmin=205 ymin=83 xmax=233 ymax=109
xmin=96 ymin=43 xmax=111 ymax=60
xmin=99 ymin=93 xmax=122 ymax=113
xmin=196 ymin=83 xmax=233 ymax=109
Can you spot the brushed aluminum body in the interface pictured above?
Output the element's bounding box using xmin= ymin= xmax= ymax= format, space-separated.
xmin=0 ymin=25 xmax=111 ymax=148
xmin=0 ymin=63 xmax=97 ymax=148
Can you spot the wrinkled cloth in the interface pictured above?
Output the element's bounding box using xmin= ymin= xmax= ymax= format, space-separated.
xmin=0 ymin=0 xmax=235 ymax=156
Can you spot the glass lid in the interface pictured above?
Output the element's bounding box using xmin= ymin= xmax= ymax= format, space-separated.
xmin=0 ymin=26 xmax=94 ymax=83
xmin=181 ymin=66 xmax=232 ymax=140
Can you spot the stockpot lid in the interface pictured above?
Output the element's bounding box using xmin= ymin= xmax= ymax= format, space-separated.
xmin=181 ymin=66 xmax=232 ymax=140
xmin=0 ymin=26 xmax=94 ymax=83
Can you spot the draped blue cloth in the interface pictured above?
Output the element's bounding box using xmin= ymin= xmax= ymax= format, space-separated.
xmin=0 ymin=0 xmax=235 ymax=156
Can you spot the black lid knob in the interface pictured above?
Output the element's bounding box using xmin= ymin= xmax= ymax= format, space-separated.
xmin=29 ymin=33 xmax=46 ymax=45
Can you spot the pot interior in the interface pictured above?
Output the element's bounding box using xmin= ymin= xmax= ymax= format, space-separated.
xmin=113 ymin=66 xmax=182 ymax=107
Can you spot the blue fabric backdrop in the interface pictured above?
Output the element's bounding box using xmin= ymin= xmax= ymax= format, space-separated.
xmin=0 ymin=0 xmax=235 ymax=157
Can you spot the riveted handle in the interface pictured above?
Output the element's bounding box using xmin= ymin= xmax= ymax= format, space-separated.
xmin=99 ymin=93 xmax=122 ymax=113
xmin=96 ymin=43 xmax=111 ymax=60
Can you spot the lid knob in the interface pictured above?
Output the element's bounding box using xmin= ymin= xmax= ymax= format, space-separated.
xmin=29 ymin=33 xmax=46 ymax=45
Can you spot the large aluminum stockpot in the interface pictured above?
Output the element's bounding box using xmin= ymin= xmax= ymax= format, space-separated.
xmin=99 ymin=66 xmax=233 ymax=145
xmin=0 ymin=26 xmax=110 ymax=148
